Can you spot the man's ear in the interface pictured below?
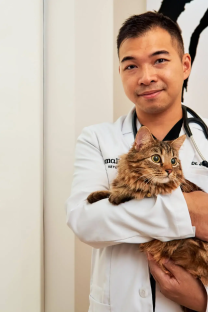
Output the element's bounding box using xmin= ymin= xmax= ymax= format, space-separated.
xmin=183 ymin=53 xmax=191 ymax=80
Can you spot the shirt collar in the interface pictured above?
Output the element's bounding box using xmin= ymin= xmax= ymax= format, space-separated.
xmin=121 ymin=105 xmax=207 ymax=136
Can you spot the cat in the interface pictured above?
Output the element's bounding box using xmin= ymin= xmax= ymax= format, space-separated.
xmin=87 ymin=126 xmax=208 ymax=312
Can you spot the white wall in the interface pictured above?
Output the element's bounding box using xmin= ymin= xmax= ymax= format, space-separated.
xmin=44 ymin=0 xmax=75 ymax=311
xmin=0 ymin=0 xmax=43 ymax=311
xmin=114 ymin=0 xmax=146 ymax=120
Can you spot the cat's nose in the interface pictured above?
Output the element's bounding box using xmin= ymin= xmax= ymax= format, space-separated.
xmin=165 ymin=169 xmax=172 ymax=175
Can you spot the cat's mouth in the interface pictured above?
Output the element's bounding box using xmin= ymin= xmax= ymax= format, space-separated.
xmin=161 ymin=177 xmax=170 ymax=183
xmin=155 ymin=176 xmax=171 ymax=184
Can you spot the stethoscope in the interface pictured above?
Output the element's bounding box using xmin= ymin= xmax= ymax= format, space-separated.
xmin=132 ymin=104 xmax=208 ymax=168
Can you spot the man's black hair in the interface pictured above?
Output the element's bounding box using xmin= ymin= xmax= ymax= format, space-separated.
xmin=117 ymin=11 xmax=184 ymax=59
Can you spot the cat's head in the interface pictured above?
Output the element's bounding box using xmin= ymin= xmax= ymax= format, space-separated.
xmin=127 ymin=126 xmax=186 ymax=185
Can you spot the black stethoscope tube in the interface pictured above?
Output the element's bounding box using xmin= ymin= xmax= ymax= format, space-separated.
xmin=132 ymin=105 xmax=208 ymax=168
xmin=182 ymin=105 xmax=208 ymax=139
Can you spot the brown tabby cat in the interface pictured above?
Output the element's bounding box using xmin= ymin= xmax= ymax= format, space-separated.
xmin=87 ymin=126 xmax=208 ymax=312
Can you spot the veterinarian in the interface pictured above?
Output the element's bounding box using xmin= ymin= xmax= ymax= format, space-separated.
xmin=66 ymin=11 xmax=208 ymax=312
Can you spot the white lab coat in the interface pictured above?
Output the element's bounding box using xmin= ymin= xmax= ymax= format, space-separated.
xmin=66 ymin=107 xmax=208 ymax=312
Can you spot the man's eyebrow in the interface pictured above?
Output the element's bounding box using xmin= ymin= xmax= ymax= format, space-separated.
xmin=120 ymin=50 xmax=170 ymax=63
xmin=120 ymin=56 xmax=136 ymax=63
xmin=149 ymin=50 xmax=170 ymax=57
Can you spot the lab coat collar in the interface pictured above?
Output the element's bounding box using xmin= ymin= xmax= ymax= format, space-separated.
xmin=178 ymin=123 xmax=195 ymax=171
xmin=121 ymin=106 xmax=136 ymax=135
xmin=121 ymin=106 xmax=206 ymax=137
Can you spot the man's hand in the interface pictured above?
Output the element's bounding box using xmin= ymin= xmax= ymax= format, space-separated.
xmin=183 ymin=191 xmax=208 ymax=241
xmin=147 ymin=253 xmax=207 ymax=312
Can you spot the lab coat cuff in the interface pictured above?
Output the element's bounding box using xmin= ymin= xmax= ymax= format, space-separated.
xmin=169 ymin=187 xmax=195 ymax=238
xmin=204 ymin=285 xmax=208 ymax=312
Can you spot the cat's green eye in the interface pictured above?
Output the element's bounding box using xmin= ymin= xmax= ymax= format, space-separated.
xmin=151 ymin=155 xmax=161 ymax=163
xmin=171 ymin=158 xmax=177 ymax=165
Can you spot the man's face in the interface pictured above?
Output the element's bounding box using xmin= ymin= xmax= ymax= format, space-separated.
xmin=119 ymin=27 xmax=191 ymax=115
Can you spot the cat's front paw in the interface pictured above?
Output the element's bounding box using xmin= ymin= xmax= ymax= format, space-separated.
xmin=108 ymin=195 xmax=121 ymax=205
xmin=109 ymin=194 xmax=133 ymax=205
xmin=87 ymin=191 xmax=111 ymax=204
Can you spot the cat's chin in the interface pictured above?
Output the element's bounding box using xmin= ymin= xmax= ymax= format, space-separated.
xmin=158 ymin=177 xmax=170 ymax=184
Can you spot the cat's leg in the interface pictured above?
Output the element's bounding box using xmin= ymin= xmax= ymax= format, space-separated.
xmin=109 ymin=192 xmax=134 ymax=205
xmin=87 ymin=190 xmax=111 ymax=204
xmin=180 ymin=179 xmax=203 ymax=192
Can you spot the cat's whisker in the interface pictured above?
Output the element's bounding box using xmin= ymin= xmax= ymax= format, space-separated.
xmin=172 ymin=176 xmax=182 ymax=187
xmin=171 ymin=177 xmax=178 ymax=184
xmin=143 ymin=174 xmax=153 ymax=181
xmin=134 ymin=174 xmax=149 ymax=180
xmin=150 ymin=177 xmax=157 ymax=185
xmin=133 ymin=177 xmax=145 ymax=184
xmin=133 ymin=174 xmax=154 ymax=184
xmin=130 ymin=167 xmax=144 ymax=173
xmin=145 ymin=175 xmax=155 ymax=185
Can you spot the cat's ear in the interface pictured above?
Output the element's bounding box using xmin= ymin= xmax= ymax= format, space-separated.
xmin=134 ymin=126 xmax=155 ymax=151
xmin=170 ymin=134 xmax=186 ymax=151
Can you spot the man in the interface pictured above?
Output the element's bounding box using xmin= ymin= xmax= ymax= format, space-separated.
xmin=66 ymin=11 xmax=208 ymax=311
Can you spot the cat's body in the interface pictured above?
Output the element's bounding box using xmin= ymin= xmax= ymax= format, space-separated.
xmin=87 ymin=126 xmax=208 ymax=312
xmin=87 ymin=126 xmax=202 ymax=204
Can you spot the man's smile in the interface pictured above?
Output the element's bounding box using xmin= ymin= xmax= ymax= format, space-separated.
xmin=138 ymin=89 xmax=163 ymax=99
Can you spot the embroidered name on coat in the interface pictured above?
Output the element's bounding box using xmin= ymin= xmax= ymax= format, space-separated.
xmin=191 ymin=161 xmax=203 ymax=166
xmin=104 ymin=158 xmax=119 ymax=169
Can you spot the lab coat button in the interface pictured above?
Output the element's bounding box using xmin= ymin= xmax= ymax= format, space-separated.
xmin=139 ymin=288 xmax=148 ymax=298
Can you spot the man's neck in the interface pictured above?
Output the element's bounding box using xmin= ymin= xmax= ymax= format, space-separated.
xmin=136 ymin=103 xmax=183 ymax=141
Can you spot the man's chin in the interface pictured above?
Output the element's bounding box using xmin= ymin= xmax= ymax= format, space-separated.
xmin=137 ymin=103 xmax=168 ymax=115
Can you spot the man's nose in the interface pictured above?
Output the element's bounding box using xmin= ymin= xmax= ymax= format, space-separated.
xmin=138 ymin=66 xmax=157 ymax=85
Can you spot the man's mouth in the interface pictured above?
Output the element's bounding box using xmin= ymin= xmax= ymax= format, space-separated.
xmin=138 ymin=90 xmax=163 ymax=99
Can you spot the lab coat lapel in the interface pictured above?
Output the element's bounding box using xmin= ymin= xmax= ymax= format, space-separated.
xmin=121 ymin=106 xmax=136 ymax=150
xmin=179 ymin=120 xmax=208 ymax=173
xmin=178 ymin=124 xmax=195 ymax=171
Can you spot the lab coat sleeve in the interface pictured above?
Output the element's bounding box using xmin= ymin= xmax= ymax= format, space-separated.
xmin=205 ymin=286 xmax=208 ymax=312
xmin=65 ymin=127 xmax=195 ymax=249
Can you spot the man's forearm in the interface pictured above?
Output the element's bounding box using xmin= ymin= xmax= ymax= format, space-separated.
xmin=183 ymin=191 xmax=208 ymax=242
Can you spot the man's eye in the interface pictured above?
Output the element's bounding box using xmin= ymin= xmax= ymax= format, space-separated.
xmin=125 ymin=65 xmax=137 ymax=70
xmin=155 ymin=58 xmax=166 ymax=64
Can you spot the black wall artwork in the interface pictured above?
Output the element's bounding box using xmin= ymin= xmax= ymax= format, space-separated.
xmin=157 ymin=0 xmax=208 ymax=101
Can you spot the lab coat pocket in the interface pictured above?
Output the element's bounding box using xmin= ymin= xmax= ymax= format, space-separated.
xmin=89 ymin=295 xmax=111 ymax=312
